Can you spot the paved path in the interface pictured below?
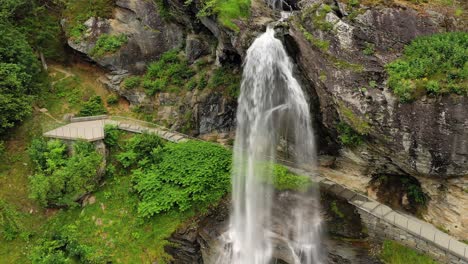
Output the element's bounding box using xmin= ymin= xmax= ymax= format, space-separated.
xmin=44 ymin=115 xmax=468 ymax=261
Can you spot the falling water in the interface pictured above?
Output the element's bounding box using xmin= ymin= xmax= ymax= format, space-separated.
xmin=217 ymin=26 xmax=323 ymax=264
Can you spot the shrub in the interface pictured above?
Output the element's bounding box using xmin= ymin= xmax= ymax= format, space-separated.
xmin=28 ymin=139 xmax=104 ymax=207
xmin=78 ymin=96 xmax=107 ymax=117
xmin=123 ymin=76 xmax=141 ymax=90
xmin=106 ymin=94 xmax=119 ymax=105
xmin=117 ymin=133 xmax=165 ymax=168
xmin=363 ymin=42 xmax=375 ymax=55
xmin=91 ymin=34 xmax=127 ymax=58
xmin=133 ymin=140 xmax=231 ymax=217
xmin=337 ymin=122 xmax=363 ymax=147
xmin=142 ymin=50 xmax=195 ymax=95
xmin=386 ymin=32 xmax=468 ymax=102
xmin=104 ymin=125 xmax=121 ymax=148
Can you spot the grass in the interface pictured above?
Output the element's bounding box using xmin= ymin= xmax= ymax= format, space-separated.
xmin=197 ymin=0 xmax=251 ymax=31
xmin=380 ymin=240 xmax=437 ymax=264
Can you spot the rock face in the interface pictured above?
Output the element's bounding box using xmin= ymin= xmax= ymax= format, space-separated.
xmin=288 ymin=0 xmax=467 ymax=239
xmin=289 ymin=3 xmax=467 ymax=178
xmin=65 ymin=0 xmax=184 ymax=74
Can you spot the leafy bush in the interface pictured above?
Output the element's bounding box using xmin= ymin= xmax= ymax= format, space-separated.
xmin=117 ymin=133 xmax=165 ymax=168
xmin=386 ymin=32 xmax=468 ymax=102
xmin=103 ymin=124 xmax=121 ymax=148
xmin=142 ymin=50 xmax=195 ymax=95
xmin=78 ymin=95 xmax=107 ymax=117
xmin=91 ymin=34 xmax=127 ymax=58
xmin=337 ymin=122 xmax=363 ymax=147
xmin=380 ymin=240 xmax=437 ymax=264
xmin=132 ymin=140 xmax=231 ymax=217
xmin=123 ymin=76 xmax=141 ymax=90
xmin=28 ymin=139 xmax=104 ymax=207
xmin=106 ymin=94 xmax=119 ymax=105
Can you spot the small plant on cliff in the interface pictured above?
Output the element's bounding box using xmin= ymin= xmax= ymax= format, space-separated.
xmin=91 ymin=34 xmax=128 ymax=58
xmin=386 ymin=32 xmax=468 ymax=102
xmin=336 ymin=121 xmax=363 ymax=147
xmin=123 ymin=76 xmax=141 ymax=90
xmin=142 ymin=49 xmax=195 ymax=95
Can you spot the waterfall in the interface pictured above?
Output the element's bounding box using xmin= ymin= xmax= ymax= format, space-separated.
xmin=217 ymin=26 xmax=324 ymax=264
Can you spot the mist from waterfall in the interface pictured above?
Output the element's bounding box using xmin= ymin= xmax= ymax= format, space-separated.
xmin=216 ymin=27 xmax=323 ymax=264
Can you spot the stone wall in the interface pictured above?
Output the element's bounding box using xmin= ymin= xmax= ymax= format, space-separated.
xmin=358 ymin=208 xmax=468 ymax=264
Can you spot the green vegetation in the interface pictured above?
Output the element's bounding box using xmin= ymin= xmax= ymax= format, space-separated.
xmin=271 ymin=165 xmax=312 ymax=191
xmin=142 ymin=49 xmax=195 ymax=95
xmin=123 ymin=76 xmax=141 ymax=90
xmin=295 ymin=21 xmax=330 ymax=52
xmin=337 ymin=121 xmax=364 ymax=147
xmin=131 ymin=140 xmax=231 ymax=217
xmin=301 ymin=3 xmax=335 ymax=32
xmin=0 ymin=20 xmax=43 ymax=135
xmin=106 ymin=94 xmax=119 ymax=105
xmin=91 ymin=34 xmax=128 ymax=58
xmin=380 ymin=240 xmax=437 ymax=264
xmin=338 ymin=103 xmax=371 ymax=135
xmin=197 ymin=0 xmax=250 ymax=31
xmin=363 ymin=42 xmax=375 ymax=55
xmin=103 ymin=125 xmax=122 ymax=148
xmin=62 ymin=0 xmax=115 ymax=40
xmin=330 ymin=200 xmax=345 ymax=218
xmin=0 ymin=199 xmax=24 ymax=241
xmin=386 ymin=32 xmax=467 ymax=102
xmin=28 ymin=139 xmax=104 ymax=207
xmin=210 ymin=66 xmax=242 ymax=97
xmin=78 ymin=95 xmax=107 ymax=117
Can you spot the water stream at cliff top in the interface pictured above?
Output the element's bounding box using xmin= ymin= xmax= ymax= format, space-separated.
xmin=216 ymin=26 xmax=324 ymax=264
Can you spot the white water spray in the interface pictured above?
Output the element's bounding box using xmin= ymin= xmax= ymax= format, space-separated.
xmin=217 ymin=27 xmax=324 ymax=264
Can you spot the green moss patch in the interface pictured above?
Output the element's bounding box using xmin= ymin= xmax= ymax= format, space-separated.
xmin=380 ymin=240 xmax=437 ymax=264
